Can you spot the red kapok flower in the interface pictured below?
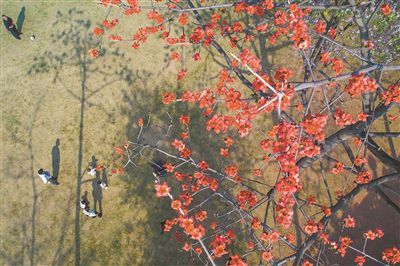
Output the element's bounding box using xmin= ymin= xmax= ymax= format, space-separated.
xmin=138 ymin=117 xmax=144 ymax=127
xmin=178 ymin=13 xmax=189 ymax=25
xmin=163 ymin=163 xmax=174 ymax=173
xmin=93 ymin=27 xmax=104 ymax=36
xmin=171 ymin=199 xmax=181 ymax=210
xmin=261 ymin=251 xmax=273 ymax=261
xmin=344 ymin=215 xmax=356 ymax=228
xmin=155 ymin=182 xmax=170 ymax=197
xmin=89 ymin=48 xmax=100 ymax=59
xmin=177 ymin=70 xmax=187 ymax=81
xmin=381 ymin=4 xmax=391 ymax=16
xmin=355 ymin=256 xmax=365 ymax=266
xmin=182 ymin=243 xmax=191 ymax=251
xmin=162 ymin=92 xmax=176 ymax=105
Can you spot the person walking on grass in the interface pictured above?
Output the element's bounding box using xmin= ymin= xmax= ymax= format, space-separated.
xmin=37 ymin=168 xmax=59 ymax=185
xmin=2 ymin=15 xmax=21 ymax=40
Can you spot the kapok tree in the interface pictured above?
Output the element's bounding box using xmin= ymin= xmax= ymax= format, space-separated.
xmin=92 ymin=1 xmax=399 ymax=265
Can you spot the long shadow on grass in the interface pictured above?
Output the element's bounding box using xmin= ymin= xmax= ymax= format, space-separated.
xmin=28 ymin=101 xmax=41 ymax=266
xmin=28 ymin=8 xmax=134 ymax=266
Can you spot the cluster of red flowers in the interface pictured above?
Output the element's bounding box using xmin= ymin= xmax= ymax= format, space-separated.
xmin=300 ymin=114 xmax=328 ymax=141
xmin=334 ymin=108 xmax=355 ymax=127
xmin=380 ymin=84 xmax=400 ymax=106
xmin=344 ymin=74 xmax=378 ymax=97
xmin=237 ymin=190 xmax=257 ymax=208
xmin=364 ymin=228 xmax=384 ymax=240
xmin=355 ymin=170 xmax=372 ymax=184
xmin=382 ymin=247 xmax=400 ymax=264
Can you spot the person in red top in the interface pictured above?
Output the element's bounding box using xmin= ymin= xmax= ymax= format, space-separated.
xmin=2 ymin=15 xmax=21 ymax=40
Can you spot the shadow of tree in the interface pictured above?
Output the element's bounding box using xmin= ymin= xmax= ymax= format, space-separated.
xmin=27 ymin=8 xmax=135 ymax=266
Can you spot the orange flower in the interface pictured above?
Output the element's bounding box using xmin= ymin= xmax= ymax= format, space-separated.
xmin=179 ymin=114 xmax=190 ymax=125
xmin=213 ymin=245 xmax=228 ymax=258
xmin=155 ymin=182 xmax=170 ymax=197
xmin=261 ymin=251 xmax=273 ymax=261
xmin=170 ymin=51 xmax=180 ymax=61
xmin=89 ymin=48 xmax=99 ymax=59
xmin=178 ymin=13 xmax=188 ymax=25
xmin=194 ymin=247 xmax=202 ymax=255
xmin=138 ymin=117 xmax=143 ymax=127
xmin=171 ymin=199 xmax=181 ymax=210
xmin=315 ymin=20 xmax=326 ymax=34
xmin=192 ymin=52 xmax=201 ymax=61
xmin=163 ymin=163 xmax=174 ymax=173
xmin=93 ymin=27 xmax=104 ymax=36
xmin=381 ymin=4 xmax=391 ymax=16
xmin=177 ymin=70 xmax=187 ymax=81
xmin=220 ymin=148 xmax=229 ymax=157
xmin=251 ymin=217 xmax=261 ymax=230
xmin=225 ymin=165 xmax=238 ymax=177
xmin=344 ymin=215 xmax=356 ymax=228
xmin=355 ymin=256 xmax=365 ymax=266
xmin=182 ymin=243 xmax=191 ymax=251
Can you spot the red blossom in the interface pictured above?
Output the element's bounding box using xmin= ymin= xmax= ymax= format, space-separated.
xmin=344 ymin=215 xmax=356 ymax=228
xmin=155 ymin=182 xmax=170 ymax=197
xmin=380 ymin=84 xmax=400 ymax=105
xmin=93 ymin=27 xmax=104 ymax=36
xmin=225 ymin=165 xmax=238 ymax=177
xmin=192 ymin=52 xmax=201 ymax=61
xmin=163 ymin=163 xmax=174 ymax=173
xmin=356 ymin=171 xmax=372 ymax=184
xmin=331 ymin=58 xmax=343 ymax=75
xmin=178 ymin=13 xmax=188 ymax=25
xmin=251 ymin=217 xmax=261 ymax=230
xmin=162 ymin=92 xmax=176 ymax=105
xmin=89 ymin=48 xmax=100 ymax=59
xmin=334 ymin=109 xmax=355 ymax=127
xmin=315 ymin=20 xmax=326 ymax=34
xmin=381 ymin=4 xmax=391 ymax=16
xmin=382 ymin=247 xmax=400 ymax=264
xmin=261 ymin=251 xmax=273 ymax=261
xmin=171 ymin=199 xmax=181 ymax=210
xmin=177 ymin=70 xmax=187 ymax=81
xmin=220 ymin=148 xmax=229 ymax=157
xmin=304 ymin=220 xmax=319 ymax=235
xmin=228 ymin=255 xmax=248 ymax=266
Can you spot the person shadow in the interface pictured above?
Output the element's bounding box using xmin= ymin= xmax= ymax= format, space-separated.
xmin=89 ymin=155 xmax=98 ymax=172
xmin=92 ymin=178 xmax=103 ymax=214
xmin=16 ymin=7 xmax=25 ymax=34
xmin=51 ymin=139 xmax=60 ymax=180
xmin=101 ymin=167 xmax=108 ymax=187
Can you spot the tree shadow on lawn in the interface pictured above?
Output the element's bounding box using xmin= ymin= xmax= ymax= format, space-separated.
xmin=117 ymin=72 xmax=282 ymax=264
xmin=28 ymin=7 xmax=135 ymax=266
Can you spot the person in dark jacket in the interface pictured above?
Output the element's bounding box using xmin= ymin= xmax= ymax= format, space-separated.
xmin=2 ymin=15 xmax=21 ymax=40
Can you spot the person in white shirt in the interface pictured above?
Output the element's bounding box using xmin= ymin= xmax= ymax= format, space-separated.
xmin=98 ymin=180 xmax=109 ymax=190
xmin=83 ymin=207 xmax=102 ymax=218
xmin=37 ymin=168 xmax=59 ymax=185
xmin=87 ymin=167 xmax=96 ymax=176
xmin=80 ymin=200 xmax=87 ymax=209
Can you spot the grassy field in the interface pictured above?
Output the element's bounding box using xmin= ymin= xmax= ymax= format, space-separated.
xmin=0 ymin=2 xmax=203 ymax=265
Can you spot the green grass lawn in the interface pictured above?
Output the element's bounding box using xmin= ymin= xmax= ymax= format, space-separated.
xmin=0 ymin=2 xmax=201 ymax=265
